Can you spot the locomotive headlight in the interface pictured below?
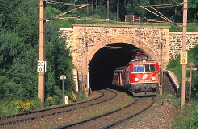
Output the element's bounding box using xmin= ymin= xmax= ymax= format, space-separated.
xmin=151 ymin=76 xmax=156 ymax=81
xmin=135 ymin=77 xmax=139 ymax=81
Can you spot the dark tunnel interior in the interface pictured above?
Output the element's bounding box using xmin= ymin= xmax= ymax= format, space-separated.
xmin=89 ymin=43 xmax=144 ymax=91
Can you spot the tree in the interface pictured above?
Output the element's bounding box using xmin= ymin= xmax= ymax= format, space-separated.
xmin=188 ymin=0 xmax=198 ymax=22
xmin=0 ymin=0 xmax=75 ymax=102
xmin=45 ymin=21 xmax=74 ymax=97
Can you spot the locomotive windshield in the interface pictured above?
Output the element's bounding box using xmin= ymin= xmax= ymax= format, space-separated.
xmin=133 ymin=64 xmax=156 ymax=72
xmin=134 ymin=65 xmax=144 ymax=72
xmin=145 ymin=64 xmax=155 ymax=72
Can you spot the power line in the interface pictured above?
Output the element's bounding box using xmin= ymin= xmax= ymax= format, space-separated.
xmin=140 ymin=3 xmax=183 ymax=23
xmin=45 ymin=0 xmax=89 ymax=22
xmin=141 ymin=3 xmax=183 ymax=8
xmin=46 ymin=0 xmax=80 ymax=6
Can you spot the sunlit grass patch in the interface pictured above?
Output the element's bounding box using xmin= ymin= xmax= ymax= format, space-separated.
xmin=162 ymin=92 xmax=180 ymax=108
xmin=172 ymin=100 xmax=198 ymax=129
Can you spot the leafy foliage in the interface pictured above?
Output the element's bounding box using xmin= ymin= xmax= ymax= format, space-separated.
xmin=167 ymin=45 xmax=198 ymax=99
xmin=167 ymin=45 xmax=198 ymax=128
xmin=0 ymin=0 xmax=75 ymax=104
xmin=172 ymin=101 xmax=198 ymax=129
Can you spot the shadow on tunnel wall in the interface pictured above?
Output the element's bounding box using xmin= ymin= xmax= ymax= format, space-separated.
xmin=89 ymin=43 xmax=139 ymax=91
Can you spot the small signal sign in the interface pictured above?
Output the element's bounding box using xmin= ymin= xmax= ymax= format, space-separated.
xmin=180 ymin=52 xmax=188 ymax=64
xmin=37 ymin=61 xmax=47 ymax=72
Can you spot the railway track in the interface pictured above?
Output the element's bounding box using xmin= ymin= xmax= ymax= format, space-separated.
xmin=0 ymin=88 xmax=118 ymax=127
xmin=1 ymin=89 xmax=157 ymax=129
xmin=102 ymin=97 xmax=154 ymax=129
xmin=56 ymin=97 xmax=154 ymax=129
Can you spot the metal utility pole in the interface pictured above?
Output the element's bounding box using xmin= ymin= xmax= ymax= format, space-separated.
xmin=86 ymin=0 xmax=89 ymax=13
xmin=96 ymin=0 xmax=98 ymax=9
xmin=92 ymin=0 xmax=94 ymax=9
xmin=60 ymin=75 xmax=66 ymax=103
xmin=117 ymin=1 xmax=119 ymax=21
xmin=188 ymin=63 xmax=193 ymax=104
xmin=107 ymin=0 xmax=109 ymax=20
xmin=38 ymin=0 xmax=45 ymax=104
xmin=85 ymin=36 xmax=89 ymax=95
xmin=181 ymin=0 xmax=188 ymax=109
xmin=160 ymin=42 xmax=163 ymax=96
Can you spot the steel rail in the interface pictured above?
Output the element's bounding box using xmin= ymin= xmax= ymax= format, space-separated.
xmin=55 ymin=97 xmax=139 ymax=129
xmin=0 ymin=89 xmax=117 ymax=126
xmin=101 ymin=97 xmax=155 ymax=129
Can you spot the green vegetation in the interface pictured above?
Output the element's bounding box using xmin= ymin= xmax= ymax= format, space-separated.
xmin=0 ymin=0 xmax=80 ymax=115
xmin=172 ymin=101 xmax=198 ymax=129
xmin=163 ymin=92 xmax=181 ymax=108
xmin=170 ymin=23 xmax=198 ymax=32
xmin=166 ymin=45 xmax=198 ymax=128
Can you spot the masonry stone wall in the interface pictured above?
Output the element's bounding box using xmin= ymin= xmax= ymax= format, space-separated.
xmin=169 ymin=32 xmax=198 ymax=59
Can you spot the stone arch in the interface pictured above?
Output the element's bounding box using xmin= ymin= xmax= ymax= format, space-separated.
xmin=88 ymin=35 xmax=160 ymax=64
xmin=70 ymin=25 xmax=170 ymax=76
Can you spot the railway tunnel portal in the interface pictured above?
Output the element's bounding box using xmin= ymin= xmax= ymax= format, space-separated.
xmin=61 ymin=24 xmax=170 ymax=91
xmin=60 ymin=24 xmax=198 ymax=91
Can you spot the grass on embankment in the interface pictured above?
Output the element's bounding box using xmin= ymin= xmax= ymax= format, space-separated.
xmin=163 ymin=93 xmax=198 ymax=129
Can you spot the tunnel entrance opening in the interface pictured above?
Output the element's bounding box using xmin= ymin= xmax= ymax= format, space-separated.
xmin=89 ymin=43 xmax=146 ymax=91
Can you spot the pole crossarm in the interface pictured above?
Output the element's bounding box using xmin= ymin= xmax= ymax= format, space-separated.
xmin=45 ymin=3 xmax=89 ymax=22
xmin=140 ymin=5 xmax=173 ymax=23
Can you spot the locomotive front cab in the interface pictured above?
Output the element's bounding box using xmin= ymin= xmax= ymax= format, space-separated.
xmin=128 ymin=60 xmax=160 ymax=96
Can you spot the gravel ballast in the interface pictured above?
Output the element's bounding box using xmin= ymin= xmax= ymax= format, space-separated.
xmin=129 ymin=100 xmax=180 ymax=129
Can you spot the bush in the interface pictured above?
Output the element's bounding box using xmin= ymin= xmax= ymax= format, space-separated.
xmin=45 ymin=96 xmax=60 ymax=106
xmin=172 ymin=101 xmax=198 ymax=129
xmin=11 ymin=99 xmax=43 ymax=112
xmin=0 ymin=98 xmax=43 ymax=116
xmin=76 ymin=89 xmax=87 ymax=102
xmin=0 ymin=100 xmax=19 ymax=116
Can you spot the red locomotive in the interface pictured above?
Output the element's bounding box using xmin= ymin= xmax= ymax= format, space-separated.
xmin=112 ymin=52 xmax=160 ymax=96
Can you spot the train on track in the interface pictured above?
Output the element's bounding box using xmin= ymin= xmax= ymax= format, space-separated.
xmin=112 ymin=51 xmax=160 ymax=96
